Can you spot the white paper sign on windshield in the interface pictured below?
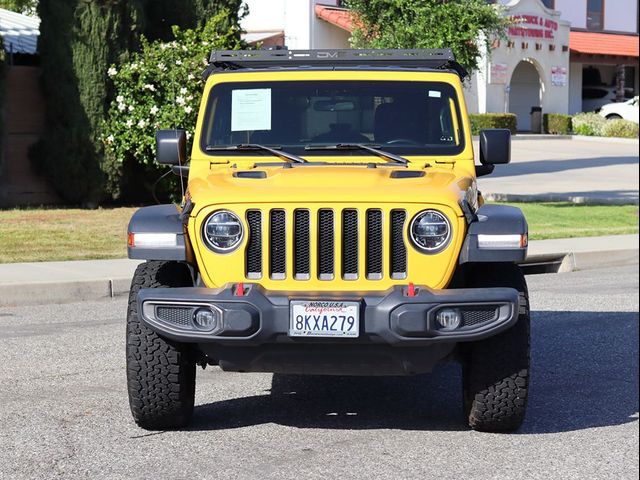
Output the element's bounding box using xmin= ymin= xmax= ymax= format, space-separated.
xmin=231 ymin=88 xmax=272 ymax=131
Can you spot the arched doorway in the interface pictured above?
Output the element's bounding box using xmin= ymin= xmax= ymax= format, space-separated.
xmin=509 ymin=61 xmax=542 ymax=132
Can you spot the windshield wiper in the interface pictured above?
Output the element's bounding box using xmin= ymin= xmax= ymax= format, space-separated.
xmin=205 ymin=144 xmax=307 ymax=163
xmin=304 ymin=143 xmax=409 ymax=165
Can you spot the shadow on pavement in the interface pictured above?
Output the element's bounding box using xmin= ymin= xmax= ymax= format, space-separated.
xmin=190 ymin=310 xmax=638 ymax=434
xmin=489 ymin=156 xmax=639 ymax=178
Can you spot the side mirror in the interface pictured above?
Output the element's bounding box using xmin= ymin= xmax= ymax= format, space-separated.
xmin=479 ymin=129 xmax=511 ymax=165
xmin=156 ymin=129 xmax=187 ymax=165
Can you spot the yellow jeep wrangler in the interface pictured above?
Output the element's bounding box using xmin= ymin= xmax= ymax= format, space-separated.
xmin=125 ymin=49 xmax=530 ymax=432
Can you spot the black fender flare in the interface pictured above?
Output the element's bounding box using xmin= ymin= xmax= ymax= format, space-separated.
xmin=459 ymin=204 xmax=528 ymax=264
xmin=127 ymin=204 xmax=188 ymax=261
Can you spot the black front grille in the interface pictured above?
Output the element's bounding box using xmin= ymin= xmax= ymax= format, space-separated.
xmin=294 ymin=210 xmax=311 ymax=279
xmin=244 ymin=207 xmax=409 ymax=282
xmin=246 ymin=211 xmax=262 ymax=278
xmin=390 ymin=210 xmax=407 ymax=279
xmin=318 ymin=209 xmax=335 ymax=279
xmin=156 ymin=306 xmax=192 ymax=327
xmin=366 ymin=210 xmax=383 ymax=279
xmin=462 ymin=307 xmax=498 ymax=326
xmin=342 ymin=209 xmax=358 ymax=279
xmin=270 ymin=209 xmax=286 ymax=279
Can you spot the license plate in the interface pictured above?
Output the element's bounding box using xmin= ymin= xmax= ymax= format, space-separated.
xmin=289 ymin=301 xmax=360 ymax=338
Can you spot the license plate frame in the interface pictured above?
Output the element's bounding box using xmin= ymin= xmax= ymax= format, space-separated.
xmin=289 ymin=300 xmax=360 ymax=338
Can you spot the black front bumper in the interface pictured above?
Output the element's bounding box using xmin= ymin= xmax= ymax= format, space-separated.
xmin=137 ymin=284 xmax=519 ymax=346
xmin=137 ymin=284 xmax=519 ymax=375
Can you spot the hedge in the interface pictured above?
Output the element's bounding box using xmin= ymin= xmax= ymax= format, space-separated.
xmin=543 ymin=113 xmax=572 ymax=135
xmin=0 ymin=36 xmax=5 ymax=176
xmin=601 ymin=119 xmax=639 ymax=139
xmin=469 ymin=113 xmax=517 ymax=135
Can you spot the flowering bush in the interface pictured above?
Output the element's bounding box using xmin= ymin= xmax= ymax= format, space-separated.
xmin=102 ymin=10 xmax=244 ymax=201
xmin=571 ymin=112 xmax=606 ymax=137
xmin=600 ymin=119 xmax=639 ymax=139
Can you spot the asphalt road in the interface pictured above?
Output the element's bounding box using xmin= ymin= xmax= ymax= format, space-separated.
xmin=0 ymin=265 xmax=638 ymax=480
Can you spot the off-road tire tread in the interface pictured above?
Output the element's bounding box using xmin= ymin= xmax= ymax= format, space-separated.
xmin=463 ymin=264 xmax=530 ymax=432
xmin=126 ymin=261 xmax=195 ymax=430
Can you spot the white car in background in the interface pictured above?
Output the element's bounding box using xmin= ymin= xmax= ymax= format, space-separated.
xmin=598 ymin=96 xmax=639 ymax=123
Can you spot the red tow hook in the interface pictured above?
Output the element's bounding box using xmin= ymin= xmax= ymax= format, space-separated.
xmin=407 ymin=282 xmax=417 ymax=297
xmin=235 ymin=282 xmax=245 ymax=297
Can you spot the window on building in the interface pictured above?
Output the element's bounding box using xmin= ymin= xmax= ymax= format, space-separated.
xmin=586 ymin=0 xmax=604 ymax=31
xmin=541 ymin=0 xmax=555 ymax=8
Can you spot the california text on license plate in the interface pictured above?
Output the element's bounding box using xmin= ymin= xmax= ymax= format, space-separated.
xmin=289 ymin=301 xmax=360 ymax=338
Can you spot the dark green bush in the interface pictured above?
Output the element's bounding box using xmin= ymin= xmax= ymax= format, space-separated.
xmin=0 ymin=36 xmax=5 ymax=175
xmin=543 ymin=113 xmax=572 ymax=135
xmin=469 ymin=113 xmax=517 ymax=135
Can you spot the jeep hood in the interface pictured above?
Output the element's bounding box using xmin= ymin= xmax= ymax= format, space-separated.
xmin=188 ymin=165 xmax=470 ymax=215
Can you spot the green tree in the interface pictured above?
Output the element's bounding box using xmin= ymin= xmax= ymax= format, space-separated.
xmin=31 ymin=0 xmax=144 ymax=204
xmin=102 ymin=10 xmax=245 ymax=202
xmin=0 ymin=0 xmax=37 ymax=14
xmin=31 ymin=0 xmax=246 ymax=204
xmin=346 ymin=0 xmax=509 ymax=72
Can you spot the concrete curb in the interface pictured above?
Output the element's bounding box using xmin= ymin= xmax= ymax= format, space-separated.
xmin=0 ymin=247 xmax=637 ymax=307
xmin=483 ymin=192 xmax=640 ymax=206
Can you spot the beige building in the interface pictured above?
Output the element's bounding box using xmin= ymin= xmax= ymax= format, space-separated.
xmin=242 ymin=0 xmax=639 ymax=131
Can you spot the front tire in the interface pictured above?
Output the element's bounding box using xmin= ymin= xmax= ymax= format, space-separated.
xmin=126 ymin=261 xmax=196 ymax=430
xmin=461 ymin=263 xmax=530 ymax=432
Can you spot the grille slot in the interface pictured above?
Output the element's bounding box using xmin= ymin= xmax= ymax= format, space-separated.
xmin=269 ymin=209 xmax=286 ymax=279
xmin=318 ymin=209 xmax=335 ymax=280
xmin=342 ymin=209 xmax=358 ymax=280
xmin=390 ymin=210 xmax=407 ymax=279
xmin=246 ymin=210 xmax=262 ymax=279
xmin=294 ymin=210 xmax=311 ymax=280
xmin=155 ymin=306 xmax=193 ymax=327
xmin=366 ymin=209 xmax=383 ymax=280
xmin=462 ymin=307 xmax=498 ymax=326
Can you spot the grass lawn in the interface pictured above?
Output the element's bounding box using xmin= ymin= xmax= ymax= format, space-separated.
xmin=504 ymin=202 xmax=639 ymax=240
xmin=0 ymin=203 xmax=637 ymax=263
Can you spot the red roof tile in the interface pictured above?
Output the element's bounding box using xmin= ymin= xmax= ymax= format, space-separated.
xmin=315 ymin=5 xmax=355 ymax=32
xmin=570 ymin=31 xmax=639 ymax=58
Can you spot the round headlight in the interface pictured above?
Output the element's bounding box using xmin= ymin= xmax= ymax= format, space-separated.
xmin=202 ymin=210 xmax=244 ymax=253
xmin=410 ymin=210 xmax=451 ymax=253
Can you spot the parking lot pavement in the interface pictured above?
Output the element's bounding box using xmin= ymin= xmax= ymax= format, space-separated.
xmin=476 ymin=138 xmax=639 ymax=203
xmin=0 ymin=264 xmax=638 ymax=480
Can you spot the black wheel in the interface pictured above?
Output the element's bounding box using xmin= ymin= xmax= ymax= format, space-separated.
xmin=461 ymin=263 xmax=530 ymax=432
xmin=606 ymin=114 xmax=622 ymax=120
xmin=126 ymin=261 xmax=196 ymax=430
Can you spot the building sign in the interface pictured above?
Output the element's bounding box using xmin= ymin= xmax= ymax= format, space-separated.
xmin=551 ymin=66 xmax=567 ymax=86
xmin=509 ymin=14 xmax=558 ymax=40
xmin=489 ymin=63 xmax=508 ymax=84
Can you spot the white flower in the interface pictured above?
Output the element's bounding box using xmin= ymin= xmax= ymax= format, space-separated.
xmin=186 ymin=131 xmax=191 ymax=139
xmin=176 ymin=95 xmax=186 ymax=106
xmin=176 ymin=59 xmax=183 ymax=66
xmin=150 ymin=106 xmax=159 ymax=115
xmin=187 ymin=74 xmax=195 ymax=81
xmin=128 ymin=105 xmax=134 ymax=112
xmin=143 ymin=84 xmax=156 ymax=91
xmin=116 ymin=95 xmax=124 ymax=103
xmin=138 ymin=119 xmax=147 ymax=128
xmin=182 ymin=45 xmax=188 ymax=51
xmin=118 ymin=103 xmax=126 ymax=112
xmin=107 ymin=67 xmax=117 ymax=77
xmin=180 ymin=87 xmax=188 ymax=95
xmin=131 ymin=62 xmax=138 ymax=70
xmin=184 ymin=106 xmax=193 ymax=114
xmin=106 ymin=135 xmax=115 ymax=143
xmin=157 ymin=63 xmax=166 ymax=71
xmin=160 ymin=43 xmax=169 ymax=50
xmin=126 ymin=119 xmax=134 ymax=128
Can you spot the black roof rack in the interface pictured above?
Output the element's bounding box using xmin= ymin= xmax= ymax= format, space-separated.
xmin=207 ymin=49 xmax=468 ymax=79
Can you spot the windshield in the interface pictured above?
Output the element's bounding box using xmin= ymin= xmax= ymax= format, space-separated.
xmin=201 ymin=80 xmax=465 ymax=157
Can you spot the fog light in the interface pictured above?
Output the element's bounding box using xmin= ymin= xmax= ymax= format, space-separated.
xmin=193 ymin=308 xmax=221 ymax=331
xmin=436 ymin=308 xmax=462 ymax=331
